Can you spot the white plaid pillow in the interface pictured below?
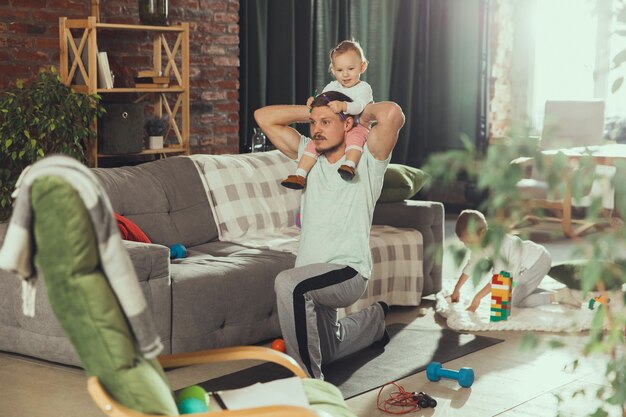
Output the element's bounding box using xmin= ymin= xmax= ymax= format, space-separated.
xmin=191 ymin=151 xmax=301 ymax=240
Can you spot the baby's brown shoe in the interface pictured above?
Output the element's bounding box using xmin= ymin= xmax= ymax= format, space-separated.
xmin=281 ymin=175 xmax=306 ymax=190
xmin=338 ymin=164 xmax=356 ymax=180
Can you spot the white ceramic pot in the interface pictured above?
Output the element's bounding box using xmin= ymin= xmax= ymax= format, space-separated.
xmin=148 ymin=136 xmax=164 ymax=149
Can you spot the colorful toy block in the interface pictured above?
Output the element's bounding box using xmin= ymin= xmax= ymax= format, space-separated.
xmin=490 ymin=271 xmax=513 ymax=322
xmin=587 ymin=295 xmax=610 ymax=310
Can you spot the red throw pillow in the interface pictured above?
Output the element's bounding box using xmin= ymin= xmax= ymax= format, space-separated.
xmin=114 ymin=213 xmax=151 ymax=243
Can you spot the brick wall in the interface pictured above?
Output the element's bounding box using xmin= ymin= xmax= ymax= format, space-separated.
xmin=0 ymin=0 xmax=240 ymax=154
xmin=488 ymin=0 xmax=513 ymax=142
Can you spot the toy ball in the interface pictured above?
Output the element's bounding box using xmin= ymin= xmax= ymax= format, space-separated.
xmin=271 ymin=338 xmax=286 ymax=353
xmin=177 ymin=397 xmax=209 ymax=414
xmin=170 ymin=243 xmax=187 ymax=259
xmin=176 ymin=385 xmax=207 ymax=404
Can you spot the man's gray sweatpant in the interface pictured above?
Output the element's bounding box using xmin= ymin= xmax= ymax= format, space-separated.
xmin=275 ymin=263 xmax=386 ymax=379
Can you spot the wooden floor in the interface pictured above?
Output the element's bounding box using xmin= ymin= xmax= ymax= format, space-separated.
xmin=0 ymin=219 xmax=623 ymax=417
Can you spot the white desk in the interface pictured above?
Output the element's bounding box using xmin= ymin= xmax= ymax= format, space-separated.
xmin=519 ymin=144 xmax=625 ymax=238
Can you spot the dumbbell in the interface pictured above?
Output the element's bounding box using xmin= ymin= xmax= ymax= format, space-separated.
xmin=426 ymin=361 xmax=474 ymax=388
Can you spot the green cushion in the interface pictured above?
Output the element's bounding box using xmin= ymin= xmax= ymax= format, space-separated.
xmin=31 ymin=176 xmax=178 ymax=416
xmin=549 ymin=259 xmax=625 ymax=291
xmin=303 ymin=379 xmax=356 ymax=417
xmin=379 ymin=164 xmax=429 ymax=202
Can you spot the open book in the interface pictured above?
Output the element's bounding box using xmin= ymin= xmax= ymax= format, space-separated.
xmin=209 ymin=377 xmax=310 ymax=410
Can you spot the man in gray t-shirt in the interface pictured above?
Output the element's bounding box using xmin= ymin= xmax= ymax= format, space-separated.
xmin=254 ymin=92 xmax=405 ymax=379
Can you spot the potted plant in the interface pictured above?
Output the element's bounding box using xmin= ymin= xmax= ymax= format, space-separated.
xmin=0 ymin=66 xmax=104 ymax=222
xmin=144 ymin=115 xmax=168 ymax=149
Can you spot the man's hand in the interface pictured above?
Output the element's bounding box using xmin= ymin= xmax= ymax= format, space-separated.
xmin=306 ymin=96 xmax=314 ymax=109
xmin=254 ymin=105 xmax=310 ymax=160
xmin=327 ymin=100 xmax=346 ymax=114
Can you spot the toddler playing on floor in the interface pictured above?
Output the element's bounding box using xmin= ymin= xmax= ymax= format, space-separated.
xmin=281 ymin=39 xmax=373 ymax=189
xmin=451 ymin=209 xmax=582 ymax=312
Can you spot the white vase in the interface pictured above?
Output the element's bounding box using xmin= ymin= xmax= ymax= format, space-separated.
xmin=148 ymin=136 xmax=163 ymax=149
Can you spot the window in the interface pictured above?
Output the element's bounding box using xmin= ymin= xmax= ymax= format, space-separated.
xmin=513 ymin=0 xmax=625 ymax=132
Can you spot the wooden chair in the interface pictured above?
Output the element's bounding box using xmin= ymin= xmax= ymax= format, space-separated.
xmin=513 ymin=100 xmax=616 ymax=237
xmin=27 ymin=173 xmax=354 ymax=417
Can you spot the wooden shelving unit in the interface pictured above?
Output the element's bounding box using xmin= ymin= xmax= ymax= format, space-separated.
xmin=59 ymin=16 xmax=190 ymax=167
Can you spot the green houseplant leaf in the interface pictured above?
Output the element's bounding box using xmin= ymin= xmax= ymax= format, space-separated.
xmin=0 ymin=66 xmax=104 ymax=221
xmin=423 ymin=131 xmax=626 ymax=416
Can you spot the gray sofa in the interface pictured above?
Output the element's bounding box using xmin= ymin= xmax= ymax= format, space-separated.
xmin=0 ymin=156 xmax=444 ymax=366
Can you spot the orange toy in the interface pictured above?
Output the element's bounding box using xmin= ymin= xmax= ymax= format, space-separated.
xmin=271 ymin=338 xmax=286 ymax=353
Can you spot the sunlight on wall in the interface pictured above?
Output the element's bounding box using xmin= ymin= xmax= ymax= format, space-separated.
xmin=530 ymin=0 xmax=598 ymax=129
xmin=528 ymin=0 xmax=626 ymax=131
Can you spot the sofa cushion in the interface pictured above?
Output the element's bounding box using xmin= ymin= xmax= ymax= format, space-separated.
xmin=379 ymin=163 xmax=429 ymax=202
xmin=93 ymin=156 xmax=218 ymax=247
xmin=31 ymin=176 xmax=178 ymax=415
xmin=169 ymin=244 xmax=295 ymax=352
xmin=191 ymin=151 xmax=300 ymax=240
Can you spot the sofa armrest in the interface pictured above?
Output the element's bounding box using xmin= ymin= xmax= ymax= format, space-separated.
xmin=123 ymin=240 xmax=172 ymax=353
xmin=123 ymin=241 xmax=170 ymax=284
xmin=373 ymin=200 xmax=444 ymax=296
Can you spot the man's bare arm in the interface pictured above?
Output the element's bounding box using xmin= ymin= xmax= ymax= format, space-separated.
xmin=253 ymin=105 xmax=310 ymax=160
xmin=360 ymin=102 xmax=405 ymax=161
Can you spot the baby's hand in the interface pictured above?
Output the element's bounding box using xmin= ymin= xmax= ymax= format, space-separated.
xmin=466 ymin=298 xmax=481 ymax=312
xmin=327 ymin=100 xmax=346 ymax=113
xmin=306 ymin=96 xmax=314 ymax=109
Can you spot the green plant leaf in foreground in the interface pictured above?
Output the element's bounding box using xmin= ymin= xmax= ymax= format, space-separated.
xmin=423 ymin=130 xmax=626 ymax=416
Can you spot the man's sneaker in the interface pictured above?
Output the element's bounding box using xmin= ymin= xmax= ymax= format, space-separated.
xmin=281 ymin=175 xmax=306 ymax=190
xmin=377 ymin=301 xmax=389 ymax=317
xmin=372 ymin=301 xmax=390 ymax=349
xmin=338 ymin=165 xmax=356 ymax=180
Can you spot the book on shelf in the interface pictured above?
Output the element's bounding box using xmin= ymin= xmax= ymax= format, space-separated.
xmin=97 ymin=51 xmax=114 ymax=89
xmin=134 ymin=76 xmax=171 ymax=84
xmin=135 ymin=83 xmax=169 ymax=88
xmin=137 ymin=69 xmax=161 ymax=78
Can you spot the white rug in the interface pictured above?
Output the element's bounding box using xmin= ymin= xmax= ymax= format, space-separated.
xmin=435 ymin=280 xmax=623 ymax=332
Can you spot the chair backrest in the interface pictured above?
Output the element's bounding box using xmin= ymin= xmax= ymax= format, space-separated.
xmin=540 ymin=100 xmax=605 ymax=150
xmin=31 ymin=176 xmax=179 ymax=415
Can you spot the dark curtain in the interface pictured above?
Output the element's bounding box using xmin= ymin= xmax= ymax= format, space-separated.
xmin=239 ymin=0 xmax=351 ymax=151
xmin=239 ymin=0 xmax=312 ymax=151
xmin=389 ymin=0 xmax=490 ymax=166
xmin=239 ymin=0 xmax=490 ymax=166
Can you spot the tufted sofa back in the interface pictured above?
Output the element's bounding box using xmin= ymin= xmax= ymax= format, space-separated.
xmin=92 ymin=156 xmax=218 ymax=248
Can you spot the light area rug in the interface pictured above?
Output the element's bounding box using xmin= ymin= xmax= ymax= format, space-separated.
xmin=435 ymin=277 xmax=624 ymax=332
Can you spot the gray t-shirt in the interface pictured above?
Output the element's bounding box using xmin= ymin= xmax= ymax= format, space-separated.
xmin=295 ymin=135 xmax=390 ymax=278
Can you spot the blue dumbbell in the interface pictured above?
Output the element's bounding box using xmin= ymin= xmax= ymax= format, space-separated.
xmin=426 ymin=361 xmax=474 ymax=388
